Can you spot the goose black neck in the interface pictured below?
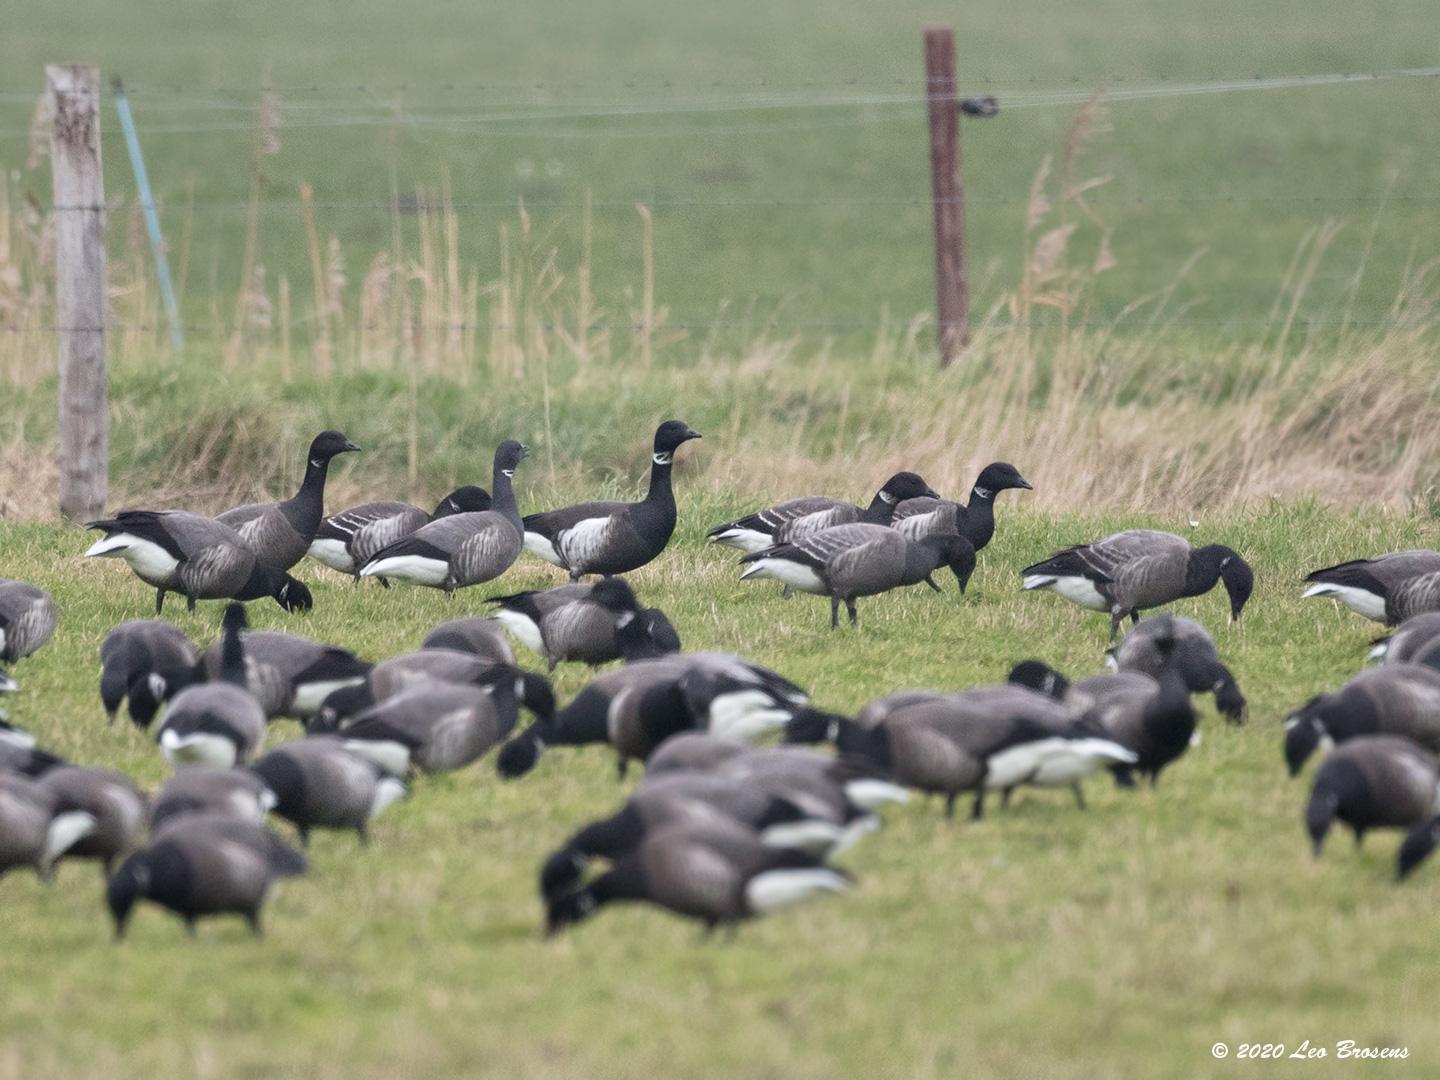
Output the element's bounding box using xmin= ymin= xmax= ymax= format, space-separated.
xmin=570 ymin=804 xmax=644 ymax=860
xmin=490 ymin=460 xmax=522 ymax=533
xmin=834 ymin=717 xmax=892 ymax=772
xmin=964 ymin=487 xmax=996 ymax=548
xmin=590 ymin=861 xmax=645 ymax=905
xmin=898 ymin=540 xmax=943 ymax=586
xmin=1143 ymin=663 xmax=1195 ymax=745
xmin=285 ymin=455 xmax=334 ymax=536
xmin=219 ymin=616 xmax=247 ymax=688
xmin=860 ymin=492 xmax=896 ymax=525
xmin=1182 ymin=548 xmax=1225 ymax=598
xmin=547 ymin=687 xmax=611 ymax=746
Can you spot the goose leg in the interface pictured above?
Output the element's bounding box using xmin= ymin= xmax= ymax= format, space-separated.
xmin=781 ymin=585 xmax=792 ymax=599
xmin=845 ymin=597 xmax=858 ymax=626
xmin=569 ymin=568 xmax=583 ymax=584
xmin=1000 ymin=787 xmax=1014 ymax=810
xmin=1109 ymin=609 xmax=1125 ymax=641
xmin=944 ymin=792 xmax=958 ymax=819
xmin=1071 ymin=783 xmax=1087 ymax=810
xmin=829 ymin=595 xmax=841 ymax=630
xmin=247 ymin=910 xmax=264 ymax=938
xmin=924 ymin=573 xmax=942 ymax=594
xmin=1130 ymin=610 xmax=1141 ymax=626
xmin=155 ymin=589 xmax=166 ymax=615
xmin=356 ymin=823 xmax=370 ymax=847
xmin=185 ymin=916 xmax=198 ymax=939
xmin=1111 ymin=765 xmax=1136 ymax=789
xmin=970 ymin=791 xmax=986 ymax=820
xmin=616 ymin=758 xmax=629 ymax=781
xmin=186 ymin=594 xmax=197 ymax=613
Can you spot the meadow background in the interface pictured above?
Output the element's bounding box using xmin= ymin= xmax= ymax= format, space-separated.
xmin=1 ymin=0 xmax=1439 ymax=1076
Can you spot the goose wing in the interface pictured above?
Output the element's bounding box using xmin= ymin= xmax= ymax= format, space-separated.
xmin=524 ymin=500 xmax=630 ymax=541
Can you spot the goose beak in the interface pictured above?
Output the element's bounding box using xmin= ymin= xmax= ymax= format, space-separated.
xmin=923 ymin=486 xmax=942 ymax=500
xmin=343 ymin=440 xmax=361 ymax=453
xmin=684 ymin=429 xmax=702 ymax=441
xmin=1015 ymin=477 xmax=1033 ymax=491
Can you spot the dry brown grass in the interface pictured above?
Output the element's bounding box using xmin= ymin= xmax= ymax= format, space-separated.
xmin=1 ymin=96 xmax=1438 ymax=521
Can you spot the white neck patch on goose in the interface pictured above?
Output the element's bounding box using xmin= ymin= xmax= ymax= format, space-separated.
xmin=616 ymin=611 xmax=637 ymax=628
xmin=501 ymin=469 xmax=514 ymax=478
xmin=653 ymin=452 xmax=672 ymax=465
xmin=973 ymin=486 xmax=993 ymax=500
xmin=879 ymin=490 xmax=897 ymax=505
xmin=310 ymin=457 xmax=323 ymax=468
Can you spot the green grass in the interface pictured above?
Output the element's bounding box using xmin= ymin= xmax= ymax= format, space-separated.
xmin=2 ymin=501 xmax=1438 ymax=1077
xmin=3 ymin=0 xmax=1438 ymax=347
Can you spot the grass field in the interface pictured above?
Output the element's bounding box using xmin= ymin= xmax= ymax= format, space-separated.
xmin=1 ymin=499 xmax=1438 ymax=1078
xmin=3 ymin=0 xmax=1439 ymax=353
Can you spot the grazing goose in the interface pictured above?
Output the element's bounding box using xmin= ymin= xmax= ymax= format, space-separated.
xmin=1283 ymin=665 xmax=1440 ymax=775
xmin=707 ymin=471 xmax=940 ymax=555
xmin=421 ymin=617 xmax=516 ymax=664
xmin=1022 ymin=530 xmax=1254 ymax=640
xmin=308 ymin=485 xmax=491 ymax=581
xmin=0 ymin=580 xmax=57 ymax=665
xmin=816 ymin=687 xmax=1133 ymax=817
xmin=84 ymin=511 xmax=313 ymax=615
xmin=1304 ymin=736 xmax=1440 ymax=879
xmin=497 ymin=653 xmax=817 ymax=780
xmin=1008 ymin=661 xmax=1160 ymax=713
xmin=540 ymin=773 xmax=850 ymax=904
xmin=133 ymin=627 xmax=371 ymax=726
xmin=99 ymin=620 xmax=199 ymax=724
xmin=1109 ymin=614 xmax=1247 ymax=722
xmin=108 ymin=814 xmax=307 ymax=938
xmin=0 ymin=736 xmax=67 ymax=778
xmin=325 ymin=665 xmax=544 ymax=776
xmin=311 ymin=647 xmax=549 ymax=728
xmin=1085 ymin=641 xmax=1198 ymax=786
xmin=891 ymin=461 xmax=1032 ymax=550
xmin=643 ymin=732 xmax=752 ymax=777
xmin=1302 ymin=550 xmax=1440 ymax=624
xmin=359 ymin=441 xmax=528 ymax=595
xmin=522 ymin=421 xmax=702 ymax=581
xmin=149 ymin=767 xmax=277 ymax=831
xmin=216 ymin=430 xmax=360 ymax=572
xmin=156 ymin=604 xmax=267 ymax=769
xmin=1369 ymin=613 xmax=1440 ymax=667
xmin=544 ymin=817 xmax=851 ymax=937
xmin=740 ymin=523 xmax=976 ymax=627
xmin=37 ymin=766 xmax=146 ymax=875
xmin=250 ymin=738 xmax=406 ymax=846
xmin=489 ymin=577 xmax=680 ymax=670
xmin=0 ymin=773 xmax=96 ymax=880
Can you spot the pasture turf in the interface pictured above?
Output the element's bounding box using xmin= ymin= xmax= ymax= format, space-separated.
xmin=0 ymin=500 xmax=1436 ymax=1077
xmin=3 ymin=0 xmax=1438 ymax=344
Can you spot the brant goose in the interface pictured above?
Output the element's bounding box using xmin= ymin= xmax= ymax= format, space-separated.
xmin=99 ymin=621 xmax=198 ymax=725
xmin=891 ymin=462 xmax=1032 ymax=550
xmin=1085 ymin=634 xmax=1199 ymax=787
xmin=1370 ymin=613 xmax=1440 ymax=667
xmin=545 ymin=817 xmax=850 ymax=938
xmin=149 ymin=767 xmax=277 ymax=831
xmin=250 ymin=738 xmax=406 ymax=846
xmin=1022 ymin=529 xmax=1253 ymax=640
xmin=37 ymin=765 xmax=146 ymax=875
xmin=308 ymin=485 xmax=491 ymax=582
xmin=489 ymin=577 xmax=680 ymax=670
xmin=421 ymin=617 xmax=516 ymax=664
xmin=0 ymin=773 xmax=96 ymax=880
xmin=739 ymin=523 xmax=976 ymax=627
xmin=359 ymin=441 xmax=528 ymax=595
xmin=326 ymin=664 xmax=544 ymax=776
xmin=84 ymin=510 xmax=313 ymax=615
xmin=156 ymin=605 xmax=267 ymax=768
xmin=496 ymin=653 xmax=814 ymax=780
xmin=1109 ymin=614 xmax=1247 ymax=722
xmin=1304 ymin=735 xmax=1440 ymax=876
xmin=1283 ymin=665 xmax=1440 ymax=775
xmin=522 ymin=421 xmax=701 ymax=581
xmin=0 ymin=580 xmax=57 ymax=665
xmin=708 ymin=471 xmax=939 ymax=555
xmin=108 ymin=814 xmax=307 ymax=938
xmin=1302 ymin=550 xmax=1440 ymax=623
xmin=133 ymin=628 xmax=371 ymax=726
xmin=216 ymin=430 xmax=360 ymax=572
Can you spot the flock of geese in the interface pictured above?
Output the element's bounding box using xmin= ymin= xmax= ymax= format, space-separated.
xmin=3 ymin=421 xmax=1440 ymax=940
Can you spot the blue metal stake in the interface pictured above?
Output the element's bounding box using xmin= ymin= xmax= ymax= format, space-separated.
xmin=112 ymin=78 xmax=183 ymax=352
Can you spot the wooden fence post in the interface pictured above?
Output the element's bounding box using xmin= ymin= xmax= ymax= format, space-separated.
xmin=923 ymin=27 xmax=968 ymax=365
xmin=48 ymin=64 xmax=108 ymax=520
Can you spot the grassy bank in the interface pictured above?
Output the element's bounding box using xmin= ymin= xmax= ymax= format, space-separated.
xmin=0 ymin=503 xmax=1438 ymax=1077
